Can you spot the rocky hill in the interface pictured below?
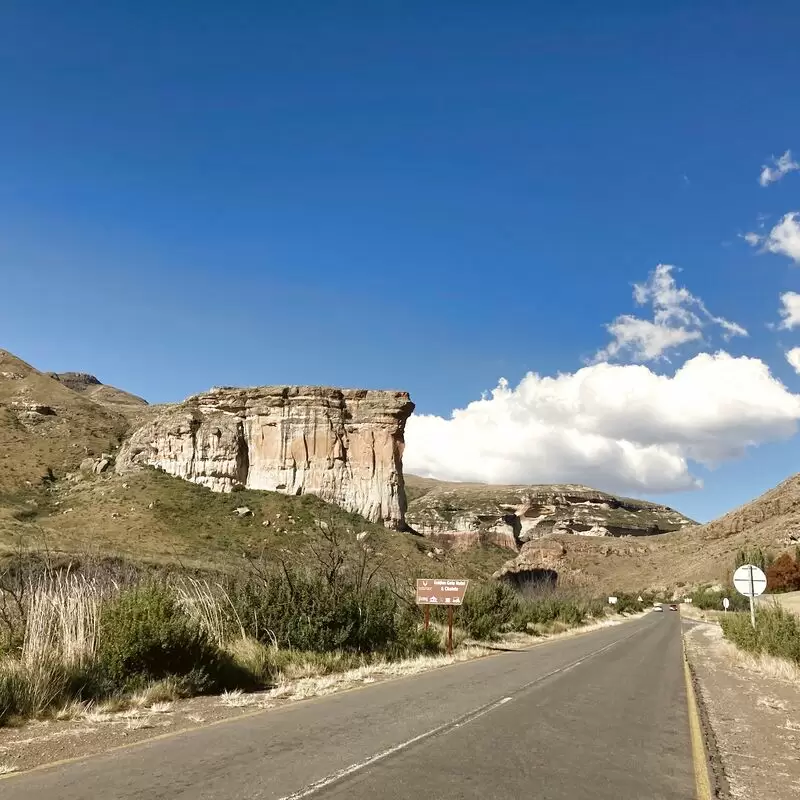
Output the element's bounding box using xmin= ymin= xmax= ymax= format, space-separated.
xmin=0 ymin=350 xmax=129 ymax=494
xmin=47 ymin=372 xmax=147 ymax=418
xmin=404 ymin=475 xmax=693 ymax=549
xmin=494 ymin=475 xmax=800 ymax=592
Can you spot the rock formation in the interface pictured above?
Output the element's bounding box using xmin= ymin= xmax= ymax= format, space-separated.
xmin=48 ymin=372 xmax=148 ymax=417
xmin=405 ymin=477 xmax=694 ymax=550
xmin=117 ymin=385 xmax=415 ymax=529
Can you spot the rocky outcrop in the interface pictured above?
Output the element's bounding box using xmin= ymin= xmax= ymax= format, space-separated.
xmin=493 ymin=540 xmax=566 ymax=587
xmin=48 ymin=372 xmax=148 ymax=417
xmin=117 ymin=385 xmax=415 ymax=529
xmin=405 ymin=477 xmax=694 ymax=550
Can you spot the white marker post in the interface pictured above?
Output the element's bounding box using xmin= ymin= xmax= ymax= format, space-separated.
xmin=733 ymin=564 xmax=768 ymax=629
xmin=722 ymin=597 xmax=729 ymax=613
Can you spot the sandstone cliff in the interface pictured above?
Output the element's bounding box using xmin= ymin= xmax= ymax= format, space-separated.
xmin=405 ymin=476 xmax=694 ymax=551
xmin=117 ymin=386 xmax=414 ymax=528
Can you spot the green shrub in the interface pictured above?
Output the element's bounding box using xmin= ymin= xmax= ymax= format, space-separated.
xmin=229 ymin=569 xmax=414 ymax=655
xmin=721 ymin=604 xmax=800 ymax=665
xmin=457 ymin=582 xmax=520 ymax=640
xmin=95 ymin=584 xmax=225 ymax=692
xmin=691 ymin=587 xmax=749 ymax=611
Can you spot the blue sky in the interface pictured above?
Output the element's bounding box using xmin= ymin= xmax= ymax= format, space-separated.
xmin=3 ymin=2 xmax=800 ymax=522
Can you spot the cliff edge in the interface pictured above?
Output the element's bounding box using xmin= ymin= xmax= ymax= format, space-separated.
xmin=117 ymin=385 xmax=415 ymax=528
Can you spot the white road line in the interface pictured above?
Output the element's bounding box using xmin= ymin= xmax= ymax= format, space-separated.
xmin=276 ymin=624 xmax=646 ymax=800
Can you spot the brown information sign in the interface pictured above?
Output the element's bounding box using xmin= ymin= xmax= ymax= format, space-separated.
xmin=416 ymin=578 xmax=469 ymax=606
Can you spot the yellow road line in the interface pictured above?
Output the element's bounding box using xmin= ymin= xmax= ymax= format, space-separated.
xmin=683 ymin=641 xmax=713 ymax=800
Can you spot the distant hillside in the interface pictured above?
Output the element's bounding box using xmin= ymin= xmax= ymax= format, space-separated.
xmin=47 ymin=371 xmax=148 ymax=417
xmin=0 ymin=350 xmax=129 ymax=494
xmin=496 ymin=475 xmax=800 ymax=593
xmin=404 ymin=474 xmax=694 ymax=545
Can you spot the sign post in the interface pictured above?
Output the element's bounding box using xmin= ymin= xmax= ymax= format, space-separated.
xmin=415 ymin=579 xmax=469 ymax=654
xmin=447 ymin=606 xmax=454 ymax=655
xmin=733 ymin=564 xmax=768 ymax=629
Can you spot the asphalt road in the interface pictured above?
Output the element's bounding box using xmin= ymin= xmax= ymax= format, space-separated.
xmin=3 ymin=612 xmax=696 ymax=800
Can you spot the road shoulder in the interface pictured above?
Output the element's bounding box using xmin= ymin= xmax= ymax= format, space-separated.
xmin=684 ymin=621 xmax=800 ymax=800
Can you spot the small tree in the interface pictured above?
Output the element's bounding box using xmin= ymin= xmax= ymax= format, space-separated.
xmin=766 ymin=552 xmax=800 ymax=593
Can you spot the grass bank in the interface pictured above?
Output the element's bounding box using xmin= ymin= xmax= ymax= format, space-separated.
xmin=0 ymin=545 xmax=646 ymax=727
xmin=720 ymin=603 xmax=800 ymax=668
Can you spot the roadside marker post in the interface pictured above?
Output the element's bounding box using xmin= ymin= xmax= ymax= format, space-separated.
xmin=415 ymin=579 xmax=469 ymax=655
xmin=447 ymin=606 xmax=454 ymax=655
xmin=732 ymin=564 xmax=767 ymax=629
xmin=722 ymin=597 xmax=729 ymax=612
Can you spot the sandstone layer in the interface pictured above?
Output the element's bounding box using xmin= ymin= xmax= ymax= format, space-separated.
xmin=117 ymin=386 xmax=414 ymax=528
xmin=404 ymin=476 xmax=694 ymax=551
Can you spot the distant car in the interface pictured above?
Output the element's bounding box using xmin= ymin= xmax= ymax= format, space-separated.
xmin=669 ymin=604 xmax=678 ymax=611
xmin=652 ymin=605 xmax=663 ymax=612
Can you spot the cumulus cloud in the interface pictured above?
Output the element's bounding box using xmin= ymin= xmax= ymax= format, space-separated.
xmin=747 ymin=212 xmax=800 ymax=263
xmin=778 ymin=291 xmax=800 ymax=330
xmin=786 ymin=348 xmax=800 ymax=375
xmin=404 ymin=352 xmax=800 ymax=495
xmin=759 ymin=150 xmax=799 ymax=187
xmin=595 ymin=264 xmax=747 ymax=363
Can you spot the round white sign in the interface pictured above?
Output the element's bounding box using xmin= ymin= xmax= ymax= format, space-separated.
xmin=722 ymin=597 xmax=730 ymax=609
xmin=733 ymin=564 xmax=768 ymax=598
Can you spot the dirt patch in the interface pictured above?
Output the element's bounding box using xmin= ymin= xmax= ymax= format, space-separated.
xmin=685 ymin=621 xmax=800 ymax=800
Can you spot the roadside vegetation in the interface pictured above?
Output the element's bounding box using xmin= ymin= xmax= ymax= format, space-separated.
xmin=721 ymin=603 xmax=800 ymax=666
xmin=700 ymin=547 xmax=800 ymax=668
xmin=0 ymin=523 xmax=646 ymax=727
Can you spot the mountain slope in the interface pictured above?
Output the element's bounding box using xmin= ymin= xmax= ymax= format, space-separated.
xmin=47 ymin=372 xmax=148 ymax=417
xmin=404 ymin=474 xmax=694 ymax=548
xmin=496 ymin=475 xmax=800 ymax=592
xmin=0 ymin=350 xmax=129 ymax=494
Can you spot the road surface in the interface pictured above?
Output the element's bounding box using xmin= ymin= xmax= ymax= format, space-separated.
xmin=2 ymin=612 xmax=697 ymax=799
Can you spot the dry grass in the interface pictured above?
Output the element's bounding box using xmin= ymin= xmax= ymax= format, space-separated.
xmin=22 ymin=570 xmax=101 ymax=670
xmin=124 ymin=715 xmax=155 ymax=731
xmin=497 ymin=611 xmax=643 ymax=650
xmin=0 ymin=763 xmax=19 ymax=775
xmin=173 ymin=577 xmax=245 ymax=647
xmin=131 ymin=678 xmax=182 ymax=708
xmin=268 ymin=645 xmax=491 ymax=701
xmin=720 ymin=638 xmax=800 ymax=683
xmin=218 ymin=690 xmax=257 ymax=708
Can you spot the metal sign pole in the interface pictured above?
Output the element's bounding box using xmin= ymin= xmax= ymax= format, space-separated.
xmin=447 ymin=606 xmax=454 ymax=655
xmin=424 ymin=605 xmax=430 ymax=631
xmin=748 ymin=565 xmax=756 ymax=629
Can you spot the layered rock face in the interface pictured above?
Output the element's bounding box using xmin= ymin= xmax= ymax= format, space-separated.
xmin=117 ymin=386 xmax=415 ymax=528
xmin=405 ymin=477 xmax=694 ymax=551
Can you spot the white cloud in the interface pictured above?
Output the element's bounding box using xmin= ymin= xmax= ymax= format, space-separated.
xmin=778 ymin=291 xmax=800 ymax=330
xmin=786 ymin=348 xmax=800 ymax=374
xmin=751 ymin=212 xmax=800 ymax=263
xmin=404 ymin=352 xmax=800 ymax=495
xmin=759 ymin=150 xmax=799 ymax=187
xmin=595 ymin=264 xmax=747 ymax=362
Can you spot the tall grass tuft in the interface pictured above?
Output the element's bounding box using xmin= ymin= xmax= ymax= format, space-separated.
xmin=173 ymin=576 xmax=245 ymax=647
xmin=23 ymin=569 xmax=101 ymax=670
